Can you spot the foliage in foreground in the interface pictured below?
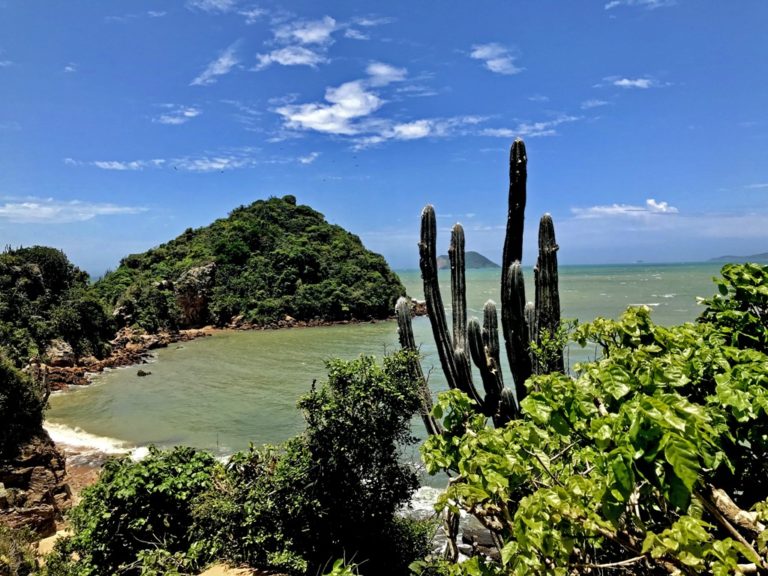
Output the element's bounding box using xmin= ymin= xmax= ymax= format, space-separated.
xmin=0 ymin=524 xmax=38 ymax=576
xmin=43 ymin=446 xmax=218 ymax=576
xmin=44 ymin=351 xmax=431 ymax=576
xmin=194 ymin=351 xmax=432 ymax=576
xmin=418 ymin=263 xmax=768 ymax=575
xmin=0 ymin=358 xmax=47 ymax=457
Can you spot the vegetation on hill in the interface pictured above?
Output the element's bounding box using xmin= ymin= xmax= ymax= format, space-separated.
xmin=416 ymin=263 xmax=768 ymax=575
xmin=43 ymin=351 xmax=432 ymax=576
xmin=94 ymin=195 xmax=405 ymax=330
xmin=0 ymin=246 xmax=112 ymax=367
xmin=709 ymin=252 xmax=768 ymax=263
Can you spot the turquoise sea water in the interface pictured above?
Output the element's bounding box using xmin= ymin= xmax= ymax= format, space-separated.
xmin=47 ymin=263 xmax=724 ymax=464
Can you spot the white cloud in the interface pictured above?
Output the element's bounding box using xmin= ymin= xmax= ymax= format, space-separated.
xmin=186 ymin=0 xmax=238 ymax=13
xmin=528 ymin=94 xmax=550 ymax=102
xmin=353 ymin=116 xmax=485 ymax=148
xmin=275 ymin=16 xmax=337 ymax=45
xmin=190 ymin=43 xmax=239 ymax=86
xmin=148 ymin=10 xmax=166 ymax=17
xmin=0 ymin=197 xmax=146 ymax=224
xmin=366 ymin=61 xmax=406 ymax=86
xmin=344 ymin=28 xmax=368 ymax=40
xmin=470 ymin=43 xmax=522 ymax=75
xmin=605 ymin=0 xmax=676 ymax=9
xmin=66 ymin=149 xmax=277 ymax=173
xmin=93 ymin=160 xmax=149 ymax=171
xmin=255 ymin=46 xmax=327 ymax=70
xmin=239 ymin=7 xmax=265 ymax=23
xmin=298 ymin=152 xmax=320 ymax=164
xmin=63 ymin=63 xmax=77 ymax=73
xmin=352 ymin=16 xmax=396 ymax=27
xmin=482 ymin=115 xmax=581 ymax=139
xmin=745 ymin=183 xmax=768 ymax=190
xmin=572 ymin=198 xmax=679 ymax=218
xmin=276 ymin=80 xmax=383 ymax=135
xmin=153 ymin=105 xmax=202 ymax=125
xmin=613 ymin=77 xmax=654 ymax=89
xmin=581 ymin=99 xmax=610 ymax=109
xmin=0 ymin=60 xmax=14 ymax=67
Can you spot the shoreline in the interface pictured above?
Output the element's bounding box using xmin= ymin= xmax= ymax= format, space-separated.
xmin=44 ymin=310 xmax=420 ymax=393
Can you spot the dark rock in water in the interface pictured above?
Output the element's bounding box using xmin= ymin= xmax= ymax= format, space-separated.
xmin=0 ymin=431 xmax=71 ymax=536
xmin=137 ymin=369 xmax=151 ymax=377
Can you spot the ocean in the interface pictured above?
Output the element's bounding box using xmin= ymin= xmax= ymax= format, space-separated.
xmin=46 ymin=263 xmax=725 ymax=481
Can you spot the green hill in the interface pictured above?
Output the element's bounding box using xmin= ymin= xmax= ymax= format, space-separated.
xmin=94 ymin=195 xmax=405 ymax=330
xmin=436 ymin=251 xmax=500 ymax=270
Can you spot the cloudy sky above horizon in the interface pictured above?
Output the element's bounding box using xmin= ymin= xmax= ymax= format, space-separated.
xmin=1 ymin=1 xmax=767 ymax=274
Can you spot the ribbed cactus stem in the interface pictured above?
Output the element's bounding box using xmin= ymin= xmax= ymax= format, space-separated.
xmin=449 ymin=224 xmax=468 ymax=353
xmin=419 ymin=205 xmax=461 ymax=389
xmin=468 ymin=318 xmax=498 ymax=416
xmin=395 ymin=297 xmax=441 ymax=436
xmin=503 ymin=262 xmax=533 ymax=402
xmin=534 ymin=213 xmax=563 ymax=373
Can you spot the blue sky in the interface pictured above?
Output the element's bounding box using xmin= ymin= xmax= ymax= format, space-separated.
xmin=1 ymin=1 xmax=767 ymax=275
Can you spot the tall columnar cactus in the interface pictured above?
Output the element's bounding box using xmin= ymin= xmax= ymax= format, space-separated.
xmin=396 ymin=138 xmax=563 ymax=427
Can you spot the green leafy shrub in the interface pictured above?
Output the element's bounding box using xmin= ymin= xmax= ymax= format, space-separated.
xmin=0 ymin=358 xmax=46 ymax=457
xmin=194 ymin=350 xmax=432 ymax=576
xmin=419 ymin=264 xmax=768 ymax=575
xmin=45 ymin=446 xmax=219 ymax=576
xmin=0 ymin=524 xmax=38 ymax=576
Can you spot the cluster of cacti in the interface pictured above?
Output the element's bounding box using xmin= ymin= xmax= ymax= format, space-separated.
xmin=397 ymin=138 xmax=563 ymax=428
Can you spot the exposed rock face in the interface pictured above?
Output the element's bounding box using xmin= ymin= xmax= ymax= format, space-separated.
xmin=45 ymin=339 xmax=75 ymax=367
xmin=175 ymin=263 xmax=216 ymax=328
xmin=0 ymin=431 xmax=71 ymax=537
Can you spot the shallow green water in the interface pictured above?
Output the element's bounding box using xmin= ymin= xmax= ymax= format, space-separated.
xmin=47 ymin=263 xmax=724 ymax=460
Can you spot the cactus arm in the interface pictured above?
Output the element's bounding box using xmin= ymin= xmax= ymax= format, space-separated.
xmin=395 ymin=297 xmax=442 ymax=436
xmin=449 ymin=224 xmax=468 ymax=353
xmin=419 ymin=205 xmax=462 ymax=391
xmin=534 ymin=213 xmax=564 ymax=373
xmin=503 ymin=262 xmax=533 ymax=402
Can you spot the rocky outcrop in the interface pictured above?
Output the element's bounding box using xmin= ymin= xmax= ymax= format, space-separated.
xmin=42 ymin=327 xmax=211 ymax=391
xmin=175 ymin=263 xmax=216 ymax=327
xmin=44 ymin=339 xmax=75 ymax=367
xmin=0 ymin=431 xmax=71 ymax=537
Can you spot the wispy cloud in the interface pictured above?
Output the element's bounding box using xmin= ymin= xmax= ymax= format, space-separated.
xmin=0 ymin=60 xmax=14 ymax=67
xmin=613 ymin=77 xmax=655 ymax=89
xmin=254 ymin=46 xmax=327 ymax=70
xmin=528 ymin=94 xmax=550 ymax=103
xmin=469 ymin=43 xmax=522 ymax=75
xmin=186 ymin=0 xmax=238 ymax=13
xmin=745 ymin=183 xmax=768 ymax=190
xmin=190 ymin=43 xmax=239 ymax=86
xmin=344 ymin=28 xmax=368 ymax=40
xmin=581 ymin=99 xmax=610 ymax=109
xmin=0 ymin=197 xmax=146 ymax=224
xmin=572 ymin=198 xmax=679 ymax=218
xmin=63 ymin=62 xmax=77 ymax=73
xmin=153 ymin=105 xmax=202 ymax=125
xmin=298 ymin=152 xmax=320 ymax=164
xmin=605 ymin=0 xmax=676 ymax=10
xmin=105 ymin=10 xmax=166 ymax=22
xmin=239 ymin=7 xmax=266 ymax=24
xmin=275 ymin=16 xmax=338 ymax=45
xmin=354 ymin=116 xmax=485 ymax=148
xmin=482 ymin=115 xmax=581 ymax=138
xmin=366 ymin=62 xmax=406 ymax=86
xmin=64 ymin=148 xmax=284 ymax=173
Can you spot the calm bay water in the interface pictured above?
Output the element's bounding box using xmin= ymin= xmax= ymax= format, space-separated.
xmin=47 ymin=263 xmax=724 ymax=463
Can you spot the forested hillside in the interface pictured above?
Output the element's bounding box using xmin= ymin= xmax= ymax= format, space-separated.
xmin=94 ymin=195 xmax=405 ymax=330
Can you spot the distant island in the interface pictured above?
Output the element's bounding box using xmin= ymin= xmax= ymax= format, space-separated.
xmin=436 ymin=251 xmax=500 ymax=270
xmin=709 ymin=252 xmax=768 ymax=263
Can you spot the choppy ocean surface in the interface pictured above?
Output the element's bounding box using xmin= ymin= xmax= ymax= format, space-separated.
xmin=47 ymin=263 xmax=724 ymax=492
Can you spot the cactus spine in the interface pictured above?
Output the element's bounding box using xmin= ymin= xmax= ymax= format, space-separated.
xmin=397 ymin=138 xmax=563 ymax=427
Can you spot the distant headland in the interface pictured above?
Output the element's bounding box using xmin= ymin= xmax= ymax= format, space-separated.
xmin=709 ymin=252 xmax=768 ymax=263
xmin=436 ymin=251 xmax=499 ymax=270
